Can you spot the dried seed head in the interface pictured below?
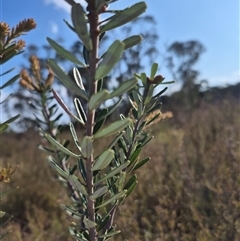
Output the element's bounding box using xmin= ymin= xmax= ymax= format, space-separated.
xmin=20 ymin=69 xmax=35 ymax=90
xmin=15 ymin=39 xmax=26 ymax=50
xmin=0 ymin=22 xmax=10 ymax=39
xmin=0 ymin=164 xmax=19 ymax=183
xmin=145 ymin=110 xmax=173 ymax=129
xmin=6 ymin=18 xmax=36 ymax=45
xmin=14 ymin=18 xmax=36 ymax=36
xmin=45 ymin=66 xmax=54 ymax=88
xmin=20 ymin=69 xmax=31 ymax=82
xmin=20 ymin=69 xmax=31 ymax=80
xmin=20 ymin=78 xmax=34 ymax=90
xmin=29 ymin=55 xmax=41 ymax=82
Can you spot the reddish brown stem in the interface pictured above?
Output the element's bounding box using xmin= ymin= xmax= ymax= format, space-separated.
xmin=85 ymin=1 xmax=99 ymax=240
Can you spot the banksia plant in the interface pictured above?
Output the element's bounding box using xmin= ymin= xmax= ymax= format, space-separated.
xmin=19 ymin=55 xmax=56 ymax=132
xmin=0 ymin=19 xmax=36 ymax=65
xmin=0 ymin=19 xmax=36 ymax=132
xmin=0 ymin=19 xmax=35 ymax=238
xmin=28 ymin=1 xmax=173 ymax=240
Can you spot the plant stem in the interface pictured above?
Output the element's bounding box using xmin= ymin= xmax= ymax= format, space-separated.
xmin=85 ymin=1 xmax=99 ymax=240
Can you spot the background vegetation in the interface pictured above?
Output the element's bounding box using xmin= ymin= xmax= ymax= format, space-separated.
xmin=1 ymin=84 xmax=239 ymax=240
xmin=0 ymin=2 xmax=239 ymax=240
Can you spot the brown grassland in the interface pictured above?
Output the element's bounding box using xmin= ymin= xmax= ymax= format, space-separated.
xmin=0 ymin=96 xmax=239 ymax=241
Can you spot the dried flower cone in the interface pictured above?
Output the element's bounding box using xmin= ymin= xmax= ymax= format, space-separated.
xmin=30 ymin=55 xmax=41 ymax=82
xmin=20 ymin=56 xmax=54 ymax=92
xmin=45 ymin=66 xmax=54 ymax=88
xmin=20 ymin=69 xmax=35 ymax=91
xmin=0 ymin=22 xmax=10 ymax=42
xmin=0 ymin=164 xmax=19 ymax=183
xmin=145 ymin=110 xmax=173 ymax=129
xmin=0 ymin=19 xmax=36 ymax=63
xmin=6 ymin=18 xmax=36 ymax=44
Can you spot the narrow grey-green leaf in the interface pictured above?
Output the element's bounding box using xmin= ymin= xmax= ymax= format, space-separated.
xmin=129 ymin=147 xmax=142 ymax=165
xmin=124 ymin=174 xmax=137 ymax=190
xmin=140 ymin=72 xmax=147 ymax=87
xmin=0 ymin=74 xmax=19 ymax=89
xmin=132 ymin=157 xmax=150 ymax=171
xmin=91 ymin=149 xmax=114 ymax=171
xmin=128 ymin=96 xmax=138 ymax=110
xmin=125 ymin=125 xmax=133 ymax=141
xmin=47 ymin=38 xmax=86 ymax=67
xmin=150 ymin=63 xmax=158 ymax=79
xmin=95 ymin=40 xmax=124 ymax=80
xmin=95 ymin=190 xmax=126 ymax=209
xmin=73 ymin=67 xmax=85 ymax=90
xmin=47 ymin=58 xmax=88 ymax=100
xmin=95 ymin=98 xmax=122 ymax=122
xmin=63 ymin=19 xmax=76 ymax=33
xmin=97 ymin=214 xmax=111 ymax=232
xmin=78 ymin=158 xmax=87 ymax=182
xmin=119 ymin=149 xmax=126 ymax=164
xmin=0 ymin=123 xmax=9 ymax=134
xmin=109 ymin=78 xmax=137 ymax=99
xmin=38 ymin=144 xmax=55 ymax=153
xmin=83 ymin=217 xmax=96 ymax=229
xmin=0 ymin=94 xmax=11 ymax=104
xmin=74 ymin=98 xmax=87 ymax=123
xmin=52 ymin=89 xmax=84 ymax=125
xmin=160 ymin=80 xmax=175 ymax=85
xmin=83 ymin=45 xmax=90 ymax=65
xmin=61 ymin=204 xmax=83 ymax=218
xmin=122 ymin=35 xmax=142 ymax=50
xmin=71 ymin=3 xmax=92 ymax=51
xmin=124 ymin=175 xmax=138 ymax=197
xmin=0 ymin=67 xmax=15 ymax=77
xmin=94 ymin=118 xmax=132 ymax=139
xmin=97 ymin=230 xmax=121 ymax=238
xmin=107 ymin=132 xmax=124 ymax=150
xmin=100 ymin=2 xmax=147 ymax=33
xmin=90 ymin=186 xmax=108 ymax=200
xmin=89 ymin=89 xmax=110 ymax=111
xmin=48 ymin=156 xmax=69 ymax=179
xmin=96 ymin=161 xmax=130 ymax=184
xmin=68 ymin=174 xmax=87 ymax=195
xmin=69 ymin=122 xmax=82 ymax=153
xmin=152 ymin=87 xmax=168 ymax=99
xmin=44 ymin=133 xmax=80 ymax=158
xmin=144 ymin=84 xmax=154 ymax=104
xmin=81 ymin=136 xmax=93 ymax=158
xmin=1 ymin=114 xmax=20 ymax=125
xmin=116 ymin=171 xmax=126 ymax=191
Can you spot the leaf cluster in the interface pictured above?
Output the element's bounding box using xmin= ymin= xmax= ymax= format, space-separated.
xmin=22 ymin=1 xmax=173 ymax=240
xmin=0 ymin=18 xmax=36 ymax=239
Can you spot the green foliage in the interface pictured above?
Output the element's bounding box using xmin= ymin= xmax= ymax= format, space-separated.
xmin=18 ymin=1 xmax=172 ymax=240
xmin=100 ymin=2 xmax=147 ymax=33
xmin=95 ymin=40 xmax=124 ymax=80
xmin=0 ymin=19 xmax=36 ymax=239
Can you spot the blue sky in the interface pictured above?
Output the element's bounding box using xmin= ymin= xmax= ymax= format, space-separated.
xmin=1 ymin=0 xmax=239 ymax=92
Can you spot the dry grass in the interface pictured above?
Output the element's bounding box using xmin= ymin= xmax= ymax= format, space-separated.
xmin=0 ymin=98 xmax=239 ymax=240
